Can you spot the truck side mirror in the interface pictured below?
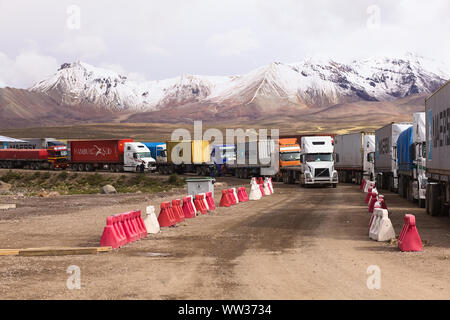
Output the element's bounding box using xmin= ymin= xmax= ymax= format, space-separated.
xmin=133 ymin=153 xmax=137 ymax=159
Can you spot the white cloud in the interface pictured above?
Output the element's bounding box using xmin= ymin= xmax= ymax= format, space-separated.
xmin=0 ymin=51 xmax=58 ymax=89
xmin=144 ymin=45 xmax=170 ymax=57
xmin=206 ymin=29 xmax=260 ymax=57
xmin=53 ymin=35 xmax=107 ymax=60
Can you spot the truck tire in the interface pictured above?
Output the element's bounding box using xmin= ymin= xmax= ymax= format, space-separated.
xmin=78 ymin=164 xmax=85 ymax=172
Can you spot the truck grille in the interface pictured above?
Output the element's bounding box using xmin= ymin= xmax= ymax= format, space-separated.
xmin=314 ymin=168 xmax=330 ymax=178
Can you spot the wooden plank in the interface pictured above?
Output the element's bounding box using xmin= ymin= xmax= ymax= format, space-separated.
xmin=0 ymin=250 xmax=19 ymax=256
xmin=0 ymin=247 xmax=113 ymax=257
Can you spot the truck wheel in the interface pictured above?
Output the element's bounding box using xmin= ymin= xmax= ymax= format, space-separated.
xmin=333 ymin=184 xmax=337 ymax=188
xmin=78 ymin=164 xmax=85 ymax=172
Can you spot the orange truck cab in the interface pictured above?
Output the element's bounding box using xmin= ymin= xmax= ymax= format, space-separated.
xmin=278 ymin=138 xmax=301 ymax=179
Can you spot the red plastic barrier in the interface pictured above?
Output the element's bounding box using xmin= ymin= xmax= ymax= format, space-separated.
xmin=195 ymin=195 xmax=208 ymax=215
xmin=365 ymin=187 xmax=373 ymax=204
xmin=206 ymin=192 xmax=216 ymax=211
xmin=158 ymin=202 xmax=176 ymax=227
xmin=267 ymin=178 xmax=273 ymax=194
xmin=113 ymin=214 xmax=127 ymax=247
xmin=123 ymin=212 xmax=140 ymax=242
xmin=129 ymin=211 xmax=142 ymax=240
xmin=220 ymin=189 xmax=231 ymax=207
xmin=398 ymin=214 xmax=423 ymax=252
xmin=360 ymin=179 xmax=366 ymax=191
xmin=183 ymin=197 xmax=196 ymax=219
xmin=368 ymin=194 xmax=379 ymax=213
xmin=133 ymin=210 xmax=147 ymax=239
xmin=100 ymin=216 xmax=122 ymax=249
xmin=378 ymin=195 xmax=388 ymax=210
xmin=237 ymin=187 xmax=248 ymax=202
xmin=258 ymin=177 xmax=264 ymax=185
xmin=259 ymin=184 xmax=266 ymax=196
xmin=172 ymin=199 xmax=185 ymax=223
xmin=228 ymin=189 xmax=237 ymax=205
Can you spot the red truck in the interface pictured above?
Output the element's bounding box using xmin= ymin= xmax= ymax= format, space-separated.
xmin=68 ymin=139 xmax=157 ymax=172
xmin=0 ymin=146 xmax=69 ymax=170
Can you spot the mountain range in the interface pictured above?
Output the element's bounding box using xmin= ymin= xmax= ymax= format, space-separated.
xmin=0 ymin=53 xmax=448 ymax=129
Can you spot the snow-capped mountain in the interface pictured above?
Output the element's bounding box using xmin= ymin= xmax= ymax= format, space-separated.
xmin=30 ymin=53 xmax=449 ymax=112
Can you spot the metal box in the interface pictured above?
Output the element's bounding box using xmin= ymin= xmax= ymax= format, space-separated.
xmin=186 ymin=177 xmax=215 ymax=198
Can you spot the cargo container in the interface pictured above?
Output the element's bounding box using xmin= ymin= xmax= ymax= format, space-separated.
xmin=0 ymin=146 xmax=69 ymax=170
xmin=375 ymin=122 xmax=412 ymax=192
xmin=68 ymin=139 xmax=156 ymax=172
xmin=141 ymin=142 xmax=167 ymax=164
xmin=425 ymin=81 xmax=450 ymax=217
xmin=334 ymin=132 xmax=375 ymax=184
xmin=158 ymin=140 xmax=213 ymax=176
xmin=7 ymin=138 xmax=64 ymax=150
xmin=228 ymin=139 xmax=278 ymax=179
xmin=281 ymin=136 xmax=338 ymax=187
xmin=397 ymin=112 xmax=427 ymax=207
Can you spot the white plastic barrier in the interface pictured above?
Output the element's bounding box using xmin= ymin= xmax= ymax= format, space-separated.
xmin=249 ymin=178 xmax=262 ymax=201
xmin=364 ymin=181 xmax=375 ymax=193
xmin=369 ymin=208 xmax=396 ymax=242
xmin=144 ymin=206 xmax=160 ymax=234
xmin=189 ymin=195 xmax=198 ymax=215
xmin=232 ymin=188 xmax=239 ymax=204
xmin=263 ymin=180 xmax=271 ymax=195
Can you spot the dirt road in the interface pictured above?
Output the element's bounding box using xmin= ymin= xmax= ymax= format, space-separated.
xmin=0 ymin=180 xmax=449 ymax=300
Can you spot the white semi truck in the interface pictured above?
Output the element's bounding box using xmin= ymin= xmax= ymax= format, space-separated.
xmin=425 ymin=81 xmax=450 ymax=217
xmin=334 ymin=132 xmax=375 ymax=185
xmin=281 ymin=136 xmax=338 ymax=187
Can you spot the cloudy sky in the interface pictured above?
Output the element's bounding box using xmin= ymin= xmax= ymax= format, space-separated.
xmin=0 ymin=0 xmax=449 ymax=88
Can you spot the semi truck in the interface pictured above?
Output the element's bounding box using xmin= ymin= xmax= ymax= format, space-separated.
xmin=141 ymin=142 xmax=167 ymax=164
xmin=68 ymin=139 xmax=157 ymax=172
xmin=334 ymin=132 xmax=375 ymax=184
xmin=425 ymin=81 xmax=450 ymax=217
xmin=276 ymin=138 xmax=301 ymax=181
xmin=0 ymin=146 xmax=69 ymax=170
xmin=157 ymin=140 xmax=214 ymax=176
xmin=375 ymin=122 xmax=412 ymax=192
xmin=229 ymin=139 xmax=278 ymax=179
xmin=396 ymin=113 xmax=427 ymax=207
xmin=280 ymin=136 xmax=338 ymax=187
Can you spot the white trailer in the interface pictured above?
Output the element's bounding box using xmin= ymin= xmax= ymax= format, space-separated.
xmin=425 ymin=80 xmax=450 ymax=217
xmin=334 ymin=132 xmax=375 ymax=184
xmin=375 ymin=122 xmax=412 ymax=192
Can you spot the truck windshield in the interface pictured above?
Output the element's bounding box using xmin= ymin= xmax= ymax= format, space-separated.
xmin=55 ymin=150 xmax=68 ymax=157
xmin=306 ymin=153 xmax=333 ymax=162
xmin=280 ymin=152 xmax=300 ymax=161
xmin=138 ymin=152 xmax=152 ymax=159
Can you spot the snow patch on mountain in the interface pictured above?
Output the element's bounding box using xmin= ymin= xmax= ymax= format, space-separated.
xmin=30 ymin=53 xmax=450 ymax=112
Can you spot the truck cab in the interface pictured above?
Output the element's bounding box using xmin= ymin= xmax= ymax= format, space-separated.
xmin=278 ymin=138 xmax=301 ymax=180
xmin=47 ymin=145 xmax=69 ymax=169
xmin=300 ymin=136 xmax=338 ymax=187
xmin=124 ymin=142 xmax=157 ymax=172
xmin=142 ymin=142 xmax=167 ymax=164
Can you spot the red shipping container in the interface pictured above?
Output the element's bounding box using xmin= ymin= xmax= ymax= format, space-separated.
xmin=68 ymin=139 xmax=133 ymax=163
xmin=0 ymin=149 xmax=48 ymax=161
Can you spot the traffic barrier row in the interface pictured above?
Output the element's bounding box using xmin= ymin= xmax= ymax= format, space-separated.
xmin=361 ymin=179 xmax=422 ymax=251
xmin=100 ymin=210 xmax=147 ymax=249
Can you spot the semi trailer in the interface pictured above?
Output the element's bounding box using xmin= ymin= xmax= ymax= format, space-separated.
xmin=7 ymin=138 xmax=65 ymax=150
xmin=281 ymin=136 xmax=338 ymax=187
xmin=334 ymin=132 xmax=375 ymax=184
xmin=375 ymin=122 xmax=412 ymax=192
xmin=228 ymin=139 xmax=278 ymax=179
xmin=157 ymin=140 xmax=214 ymax=176
xmin=0 ymin=146 xmax=69 ymax=170
xmin=68 ymin=139 xmax=156 ymax=172
xmin=396 ymin=112 xmax=427 ymax=207
xmin=425 ymin=81 xmax=450 ymax=217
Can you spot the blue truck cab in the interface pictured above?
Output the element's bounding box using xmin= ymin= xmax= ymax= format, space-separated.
xmin=141 ymin=142 xmax=167 ymax=164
